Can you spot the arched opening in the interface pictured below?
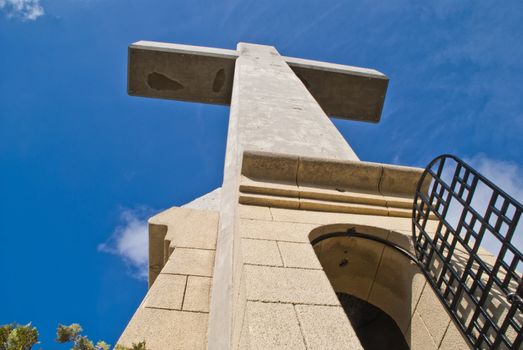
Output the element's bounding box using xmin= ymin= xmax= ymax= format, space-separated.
xmin=337 ymin=292 xmax=409 ymax=349
xmin=309 ymin=224 xmax=437 ymax=350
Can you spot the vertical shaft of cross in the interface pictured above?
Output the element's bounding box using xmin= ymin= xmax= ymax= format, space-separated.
xmin=231 ymin=43 xmax=359 ymax=160
xmin=208 ymin=43 xmax=359 ymax=349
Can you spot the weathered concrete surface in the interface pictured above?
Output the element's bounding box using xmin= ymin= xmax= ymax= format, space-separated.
xmin=147 ymin=206 xmax=219 ymax=286
xmin=243 ymin=302 xmax=305 ymax=349
xmin=142 ymin=273 xmax=186 ymax=310
xmin=241 ymin=238 xmax=283 ymax=266
xmin=244 ymin=264 xmax=340 ymax=305
xmin=231 ymin=43 xmax=359 ymax=160
xmin=118 ymin=206 xmax=219 ymax=350
xmin=184 ymin=276 xmax=213 ymax=312
xmin=294 ymin=304 xmax=362 ymax=349
xmin=285 ymin=56 xmax=388 ymax=122
xmin=241 ymin=151 xmax=299 ymax=183
xmin=208 ymin=42 xmax=364 ymax=350
xmin=183 ymin=187 xmax=221 ymax=211
xmin=164 ymin=209 xmax=219 ymax=251
xmin=239 ymin=151 xmax=428 ymax=218
xmin=118 ymin=308 xmax=208 ymax=350
xmin=121 ymin=180 xmax=468 ymax=349
xmin=248 ymin=210 xmax=469 ymax=350
xmin=128 ymin=41 xmax=237 ymax=105
xmin=163 ymin=247 xmax=215 ymax=276
xmin=128 ymin=41 xmax=388 ymax=122
xmin=278 ymin=241 xmax=323 ymax=269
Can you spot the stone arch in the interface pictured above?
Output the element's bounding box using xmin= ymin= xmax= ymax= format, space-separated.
xmin=308 ymin=223 xmax=468 ymax=350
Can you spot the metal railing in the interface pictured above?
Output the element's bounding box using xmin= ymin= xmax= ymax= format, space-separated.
xmin=413 ymin=155 xmax=522 ymax=349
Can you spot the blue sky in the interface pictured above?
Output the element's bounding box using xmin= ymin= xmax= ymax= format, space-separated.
xmin=1 ymin=0 xmax=522 ymax=348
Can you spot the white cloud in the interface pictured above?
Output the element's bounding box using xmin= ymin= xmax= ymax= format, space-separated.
xmin=0 ymin=0 xmax=44 ymax=20
xmin=436 ymin=155 xmax=522 ymax=258
xmin=467 ymin=155 xmax=523 ymax=257
xmin=98 ymin=207 xmax=152 ymax=280
xmin=466 ymin=155 xmax=523 ymax=204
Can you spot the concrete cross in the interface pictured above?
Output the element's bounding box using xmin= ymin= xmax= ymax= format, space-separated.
xmin=129 ymin=41 xmax=389 ymax=163
xmin=128 ymin=41 xmax=387 ymax=124
xmin=127 ymin=41 xmax=389 ymax=349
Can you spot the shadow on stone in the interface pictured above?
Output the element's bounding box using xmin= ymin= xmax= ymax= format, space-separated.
xmin=337 ymin=292 xmax=409 ymax=350
xmin=212 ymin=68 xmax=225 ymax=92
xmin=147 ymin=72 xmax=184 ymax=91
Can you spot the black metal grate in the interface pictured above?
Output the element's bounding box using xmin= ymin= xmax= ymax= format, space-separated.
xmin=413 ymin=155 xmax=523 ymax=349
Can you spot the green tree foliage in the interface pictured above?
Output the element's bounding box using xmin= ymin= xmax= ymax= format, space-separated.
xmin=0 ymin=323 xmax=145 ymax=350
xmin=0 ymin=323 xmax=39 ymax=350
xmin=56 ymin=324 xmax=110 ymax=350
xmin=114 ymin=341 xmax=146 ymax=350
